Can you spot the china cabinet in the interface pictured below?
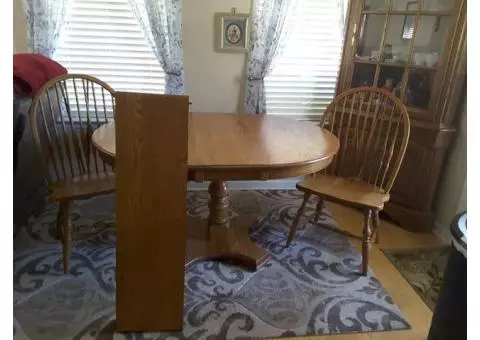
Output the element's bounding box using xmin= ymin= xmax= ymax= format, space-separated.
xmin=337 ymin=0 xmax=466 ymax=231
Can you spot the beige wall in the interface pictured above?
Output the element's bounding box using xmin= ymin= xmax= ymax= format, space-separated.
xmin=13 ymin=0 xmax=28 ymax=53
xmin=434 ymin=95 xmax=467 ymax=241
xmin=13 ymin=0 xmax=251 ymax=113
xmin=183 ymin=0 xmax=251 ymax=113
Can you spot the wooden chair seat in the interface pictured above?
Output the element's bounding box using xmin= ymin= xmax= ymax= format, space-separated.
xmin=51 ymin=172 xmax=116 ymax=202
xmin=297 ymin=174 xmax=390 ymax=210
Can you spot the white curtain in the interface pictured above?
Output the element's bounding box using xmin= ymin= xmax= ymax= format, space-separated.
xmin=129 ymin=0 xmax=185 ymax=95
xmin=22 ymin=0 xmax=71 ymax=58
xmin=244 ymin=0 xmax=297 ymax=114
xmin=337 ymin=0 xmax=349 ymax=43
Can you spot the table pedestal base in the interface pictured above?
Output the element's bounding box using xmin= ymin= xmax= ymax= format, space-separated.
xmin=185 ymin=180 xmax=269 ymax=271
xmin=186 ymin=215 xmax=269 ymax=270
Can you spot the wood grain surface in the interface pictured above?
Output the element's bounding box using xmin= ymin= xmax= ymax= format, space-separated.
xmin=297 ymin=174 xmax=390 ymax=210
xmin=115 ymin=92 xmax=189 ymax=332
xmin=185 ymin=180 xmax=269 ymax=270
xmin=92 ymin=113 xmax=340 ymax=180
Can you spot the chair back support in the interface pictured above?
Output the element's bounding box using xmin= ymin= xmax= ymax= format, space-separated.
xmin=28 ymin=74 xmax=115 ymax=186
xmin=320 ymin=87 xmax=410 ymax=193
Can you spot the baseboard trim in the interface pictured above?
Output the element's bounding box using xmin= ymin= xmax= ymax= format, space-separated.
xmin=187 ymin=179 xmax=299 ymax=190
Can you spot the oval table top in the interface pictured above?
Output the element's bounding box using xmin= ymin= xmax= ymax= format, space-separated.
xmin=92 ymin=113 xmax=340 ymax=181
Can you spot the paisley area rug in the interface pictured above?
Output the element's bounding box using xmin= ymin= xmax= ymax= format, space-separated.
xmin=383 ymin=246 xmax=450 ymax=311
xmin=14 ymin=190 xmax=410 ymax=339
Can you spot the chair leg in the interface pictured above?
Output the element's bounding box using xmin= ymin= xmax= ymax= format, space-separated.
xmin=312 ymin=198 xmax=324 ymax=223
xmin=361 ymin=209 xmax=373 ymax=276
xmin=58 ymin=201 xmax=73 ymax=274
xmin=373 ymin=210 xmax=380 ymax=244
xmin=55 ymin=208 xmax=64 ymax=241
xmin=286 ymin=192 xmax=311 ymax=247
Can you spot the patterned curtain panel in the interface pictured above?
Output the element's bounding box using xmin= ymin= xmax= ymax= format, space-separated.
xmin=244 ymin=0 xmax=297 ymax=114
xmin=129 ymin=0 xmax=185 ymax=95
xmin=22 ymin=0 xmax=71 ymax=58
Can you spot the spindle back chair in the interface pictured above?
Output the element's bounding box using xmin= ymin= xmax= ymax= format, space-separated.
xmin=286 ymin=87 xmax=410 ymax=276
xmin=320 ymin=87 xmax=410 ymax=193
xmin=28 ymin=74 xmax=116 ymax=273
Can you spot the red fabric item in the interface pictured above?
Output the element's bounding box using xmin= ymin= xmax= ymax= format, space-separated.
xmin=13 ymin=53 xmax=68 ymax=97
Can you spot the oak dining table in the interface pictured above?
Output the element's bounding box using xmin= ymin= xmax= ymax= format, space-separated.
xmin=92 ymin=112 xmax=340 ymax=271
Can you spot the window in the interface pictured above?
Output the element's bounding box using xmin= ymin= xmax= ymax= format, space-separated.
xmin=265 ymin=0 xmax=346 ymax=119
xmin=54 ymin=0 xmax=165 ymax=118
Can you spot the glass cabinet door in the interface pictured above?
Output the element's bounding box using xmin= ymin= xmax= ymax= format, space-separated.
xmin=364 ymin=0 xmax=389 ymax=10
xmin=423 ymin=0 xmax=456 ymax=11
xmin=344 ymin=0 xmax=458 ymax=119
xmin=356 ymin=14 xmax=386 ymax=60
xmin=392 ymin=0 xmax=419 ymax=11
xmin=412 ymin=15 xmax=452 ymax=66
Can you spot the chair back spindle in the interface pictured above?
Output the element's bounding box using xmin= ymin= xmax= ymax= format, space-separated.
xmin=320 ymin=87 xmax=410 ymax=193
xmin=28 ymin=74 xmax=116 ymax=187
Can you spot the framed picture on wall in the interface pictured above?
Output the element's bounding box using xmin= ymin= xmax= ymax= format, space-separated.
xmin=214 ymin=11 xmax=249 ymax=53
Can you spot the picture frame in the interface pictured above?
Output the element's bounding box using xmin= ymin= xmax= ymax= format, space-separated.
xmin=214 ymin=12 xmax=249 ymax=53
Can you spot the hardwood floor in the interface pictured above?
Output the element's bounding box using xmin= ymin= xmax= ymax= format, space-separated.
xmin=291 ymin=201 xmax=445 ymax=340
